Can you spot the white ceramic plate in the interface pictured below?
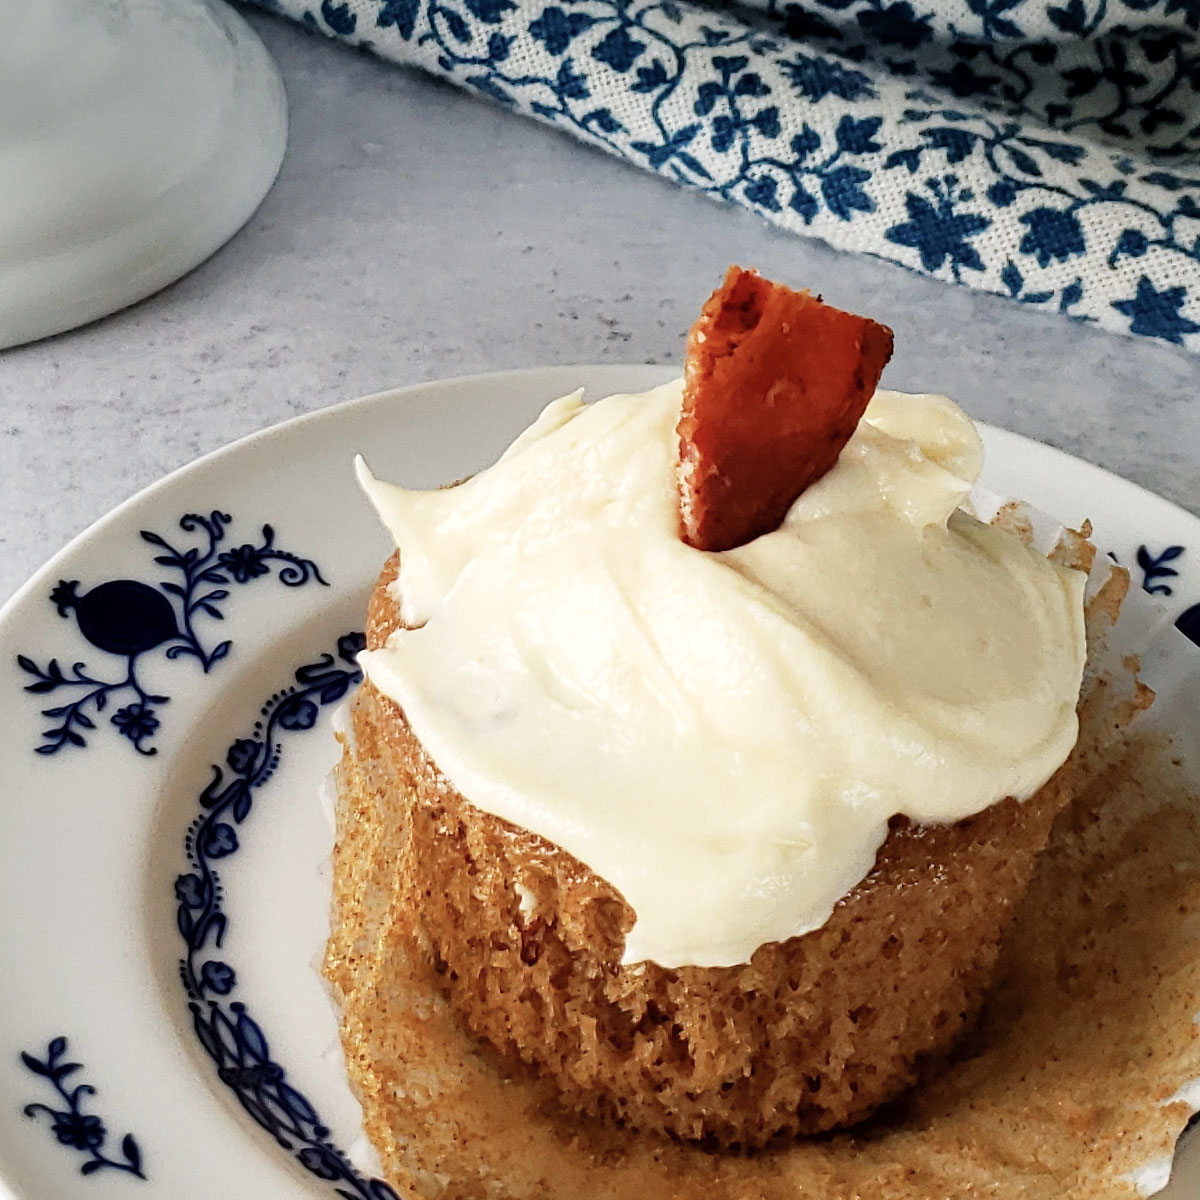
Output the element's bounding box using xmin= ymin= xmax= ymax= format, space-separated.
xmin=1 ymin=365 xmax=1197 ymax=1200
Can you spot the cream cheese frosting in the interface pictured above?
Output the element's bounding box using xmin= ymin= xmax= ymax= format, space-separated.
xmin=357 ymin=380 xmax=1087 ymax=969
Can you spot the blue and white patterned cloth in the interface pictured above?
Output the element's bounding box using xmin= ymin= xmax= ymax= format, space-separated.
xmin=248 ymin=0 xmax=1200 ymax=350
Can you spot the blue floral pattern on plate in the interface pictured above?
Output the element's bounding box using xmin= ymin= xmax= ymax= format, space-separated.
xmin=16 ymin=512 xmax=326 ymax=756
xmin=1127 ymin=542 xmax=1200 ymax=644
xmin=251 ymin=0 xmax=1200 ymax=350
xmin=174 ymin=633 xmax=400 ymax=1200
xmin=21 ymin=1038 xmax=145 ymax=1181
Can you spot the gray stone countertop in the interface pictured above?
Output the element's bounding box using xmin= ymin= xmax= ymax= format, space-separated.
xmin=1 ymin=7 xmax=1197 ymax=604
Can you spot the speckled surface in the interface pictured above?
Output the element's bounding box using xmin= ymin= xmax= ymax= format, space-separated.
xmin=0 ymin=8 xmax=1196 ymax=605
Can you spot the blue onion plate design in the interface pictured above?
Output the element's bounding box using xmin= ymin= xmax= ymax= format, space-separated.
xmin=175 ymin=632 xmax=399 ymax=1200
xmin=16 ymin=512 xmax=327 ymax=757
xmin=20 ymin=1037 xmax=145 ymax=1181
xmin=1139 ymin=543 xmax=1186 ymax=596
xmin=1128 ymin=542 xmax=1199 ymax=645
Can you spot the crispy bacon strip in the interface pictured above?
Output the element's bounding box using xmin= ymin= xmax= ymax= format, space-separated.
xmin=677 ymin=267 xmax=894 ymax=552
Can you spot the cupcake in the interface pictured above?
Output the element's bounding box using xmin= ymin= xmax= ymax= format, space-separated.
xmin=326 ymin=269 xmax=1099 ymax=1151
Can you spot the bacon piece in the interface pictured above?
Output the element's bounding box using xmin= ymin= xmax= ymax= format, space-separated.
xmin=677 ymin=267 xmax=894 ymax=552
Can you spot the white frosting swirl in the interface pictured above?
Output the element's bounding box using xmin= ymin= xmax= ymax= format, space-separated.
xmin=358 ymin=380 xmax=1086 ymax=968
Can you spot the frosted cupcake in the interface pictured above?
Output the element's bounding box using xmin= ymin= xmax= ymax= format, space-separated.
xmin=324 ymin=270 xmax=1111 ymax=1148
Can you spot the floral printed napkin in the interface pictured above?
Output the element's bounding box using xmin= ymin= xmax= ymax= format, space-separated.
xmin=247 ymin=0 xmax=1200 ymax=351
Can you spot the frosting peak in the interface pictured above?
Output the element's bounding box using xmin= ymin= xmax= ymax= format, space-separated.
xmin=358 ymin=380 xmax=1086 ymax=968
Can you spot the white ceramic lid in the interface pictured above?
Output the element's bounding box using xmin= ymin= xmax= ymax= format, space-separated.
xmin=0 ymin=0 xmax=287 ymax=350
